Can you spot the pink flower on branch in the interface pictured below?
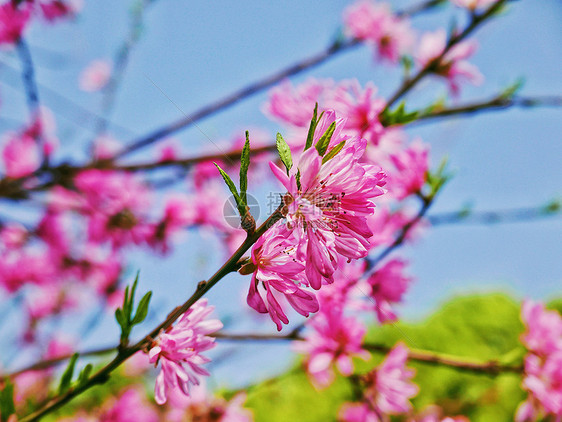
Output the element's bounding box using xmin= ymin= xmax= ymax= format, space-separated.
xmin=340 ymin=343 xmax=419 ymax=421
xmin=0 ymin=2 xmax=30 ymax=45
xmin=148 ymin=299 xmax=223 ymax=405
xmin=416 ymin=29 xmax=483 ymax=95
xmin=295 ymin=306 xmax=370 ymax=388
xmin=79 ymin=59 xmax=113 ymax=92
xmin=344 ymin=0 xmax=415 ymax=64
xmin=270 ymin=112 xmax=386 ymax=290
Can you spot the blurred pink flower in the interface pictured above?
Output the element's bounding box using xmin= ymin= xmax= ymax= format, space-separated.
xmin=367 ymin=258 xmax=413 ymax=323
xmin=388 ymin=140 xmax=429 ymax=200
xmin=93 ymin=134 xmax=122 ymax=160
xmin=0 ymin=2 xmax=30 ymax=45
xmin=295 ymin=306 xmax=369 ymax=388
xmin=344 ymin=0 xmax=415 ymax=63
xmin=79 ymin=59 xmax=113 ymax=92
xmin=101 ymin=389 xmax=159 ymax=422
xmin=340 ymin=343 xmax=418 ymax=421
xmin=148 ymin=194 xmax=194 ymax=253
xmin=1 ymin=132 xmax=40 ymax=179
xmin=416 ymin=29 xmax=483 ymax=95
xmin=520 ymin=299 xmax=562 ymax=356
xmin=148 ymin=299 xmax=223 ymax=405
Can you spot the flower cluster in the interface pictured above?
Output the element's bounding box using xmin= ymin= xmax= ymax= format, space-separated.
xmin=516 ymin=300 xmax=562 ymax=421
xmin=148 ymin=299 xmax=223 ymax=405
xmin=339 ymin=343 xmax=419 ymax=421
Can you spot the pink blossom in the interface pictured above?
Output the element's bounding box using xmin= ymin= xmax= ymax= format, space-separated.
xmin=1 ymin=132 xmax=40 ymax=178
xmin=93 ymin=134 xmax=122 ymax=160
xmin=517 ymin=352 xmax=562 ymax=421
xmin=416 ymin=29 xmax=483 ymax=95
xmin=0 ymin=223 xmax=28 ymax=249
xmin=366 ymin=258 xmax=413 ymax=323
xmin=166 ymin=380 xmax=253 ymax=422
xmin=328 ymin=80 xmax=386 ymax=144
xmin=451 ymin=0 xmax=498 ymax=11
xmin=101 ymin=389 xmax=159 ymax=422
xmin=408 ymin=406 xmax=469 ymax=422
xmin=265 ymin=78 xmax=332 ymax=127
xmin=38 ymin=0 xmax=76 ymax=21
xmin=245 ymin=224 xmax=317 ymax=331
xmin=270 ymin=112 xmax=386 ymax=290
xmin=73 ymin=170 xmax=153 ymax=249
xmin=388 ymin=140 xmax=429 ymax=200
xmin=148 ymin=299 xmax=223 ymax=405
xmin=520 ymin=300 xmax=562 ymax=356
xmin=344 ymin=0 xmax=415 ymax=63
xmin=295 ymin=306 xmax=369 ymax=388
xmin=79 ymin=59 xmax=112 ymax=92
xmin=148 ymin=194 xmax=193 ymax=253
xmin=0 ymin=2 xmax=30 ymax=45
xmin=340 ymin=343 xmax=418 ymax=420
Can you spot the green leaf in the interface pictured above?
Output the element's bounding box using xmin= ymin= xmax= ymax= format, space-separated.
xmin=315 ymin=121 xmax=336 ymax=156
xmin=77 ymin=364 xmax=93 ymax=387
xmin=380 ymin=101 xmax=418 ymax=127
xmin=305 ymin=103 xmax=319 ymax=150
xmin=500 ymin=77 xmax=525 ymax=100
xmin=240 ymin=131 xmax=251 ymax=206
xmin=59 ymin=353 xmax=79 ymax=395
xmin=295 ymin=169 xmax=302 ymax=192
xmin=322 ymin=141 xmax=346 ymax=164
xmin=132 ymin=291 xmax=152 ymax=325
xmin=276 ymin=133 xmax=293 ymax=175
xmin=0 ymin=381 xmax=15 ymax=422
xmin=214 ymin=163 xmax=245 ymax=216
xmin=115 ymin=308 xmax=125 ymax=330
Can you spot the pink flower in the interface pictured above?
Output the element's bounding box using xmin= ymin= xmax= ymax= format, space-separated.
xmin=451 ymin=0 xmax=498 ymax=11
xmin=328 ymin=80 xmax=386 ymax=144
xmin=366 ymin=258 xmax=413 ymax=323
xmin=270 ymin=112 xmax=386 ymax=290
xmin=148 ymin=299 xmax=223 ymax=405
xmin=79 ymin=59 xmax=112 ymax=92
xmin=265 ymin=78 xmax=332 ymax=127
xmin=388 ymin=140 xmax=429 ymax=200
xmin=408 ymin=406 xmax=470 ymax=422
xmin=517 ymin=352 xmax=562 ymax=421
xmin=148 ymin=194 xmax=193 ymax=253
xmin=38 ymin=0 xmax=77 ymax=21
xmin=101 ymin=389 xmax=159 ymax=422
xmin=344 ymin=0 xmax=415 ymax=63
xmin=73 ymin=170 xmax=153 ymax=249
xmin=165 ymin=380 xmax=253 ymax=422
xmin=245 ymin=224 xmax=317 ymax=331
xmin=520 ymin=300 xmax=562 ymax=356
xmin=0 ymin=223 xmax=28 ymax=249
xmin=1 ymin=132 xmax=40 ymax=178
xmin=295 ymin=306 xmax=369 ymax=388
xmin=416 ymin=29 xmax=483 ymax=95
xmin=340 ymin=343 xmax=418 ymax=421
xmin=93 ymin=134 xmax=122 ymax=160
xmin=0 ymin=2 xmax=30 ymax=45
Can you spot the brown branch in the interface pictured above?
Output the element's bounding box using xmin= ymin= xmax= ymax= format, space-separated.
xmin=214 ymin=332 xmax=523 ymax=376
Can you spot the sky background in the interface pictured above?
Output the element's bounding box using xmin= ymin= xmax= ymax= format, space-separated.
xmin=0 ymin=0 xmax=561 ymax=388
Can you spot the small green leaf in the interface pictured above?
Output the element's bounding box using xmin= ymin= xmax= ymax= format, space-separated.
xmin=276 ymin=133 xmax=293 ymax=175
xmin=214 ymin=163 xmax=246 ymax=217
xmin=295 ymin=169 xmax=302 ymax=192
xmin=115 ymin=308 xmax=125 ymax=329
xmin=500 ymin=77 xmax=525 ymax=100
xmin=305 ymin=103 xmax=319 ymax=150
xmin=380 ymin=101 xmax=418 ymax=126
xmin=240 ymin=131 xmax=251 ymax=206
xmin=59 ymin=353 xmax=79 ymax=394
xmin=0 ymin=381 xmax=15 ymax=422
xmin=132 ymin=291 xmax=152 ymax=325
xmin=77 ymin=364 xmax=93 ymax=387
xmin=315 ymin=121 xmax=336 ymax=156
xmin=322 ymin=141 xmax=346 ymax=164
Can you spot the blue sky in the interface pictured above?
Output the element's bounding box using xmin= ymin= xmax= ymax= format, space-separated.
xmin=0 ymin=0 xmax=561 ymax=387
